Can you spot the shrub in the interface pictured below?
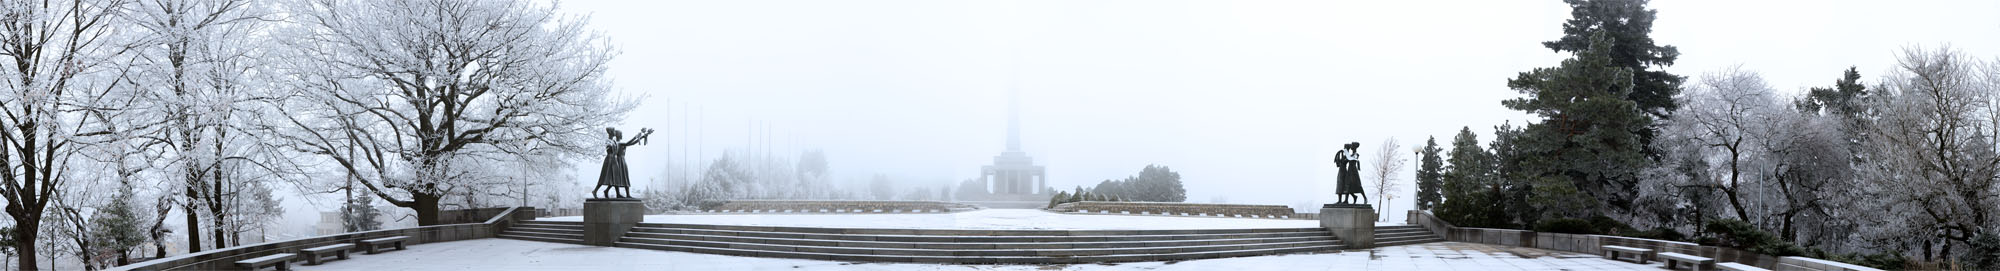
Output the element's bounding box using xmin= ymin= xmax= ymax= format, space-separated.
xmin=1698 ymin=219 xmax=1805 ymax=257
xmin=1620 ymin=227 xmax=1686 ymax=242
xmin=1967 ymin=230 xmax=2000 ymax=270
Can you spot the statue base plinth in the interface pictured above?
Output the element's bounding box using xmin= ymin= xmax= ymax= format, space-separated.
xmin=1320 ymin=204 xmax=1375 ymax=249
xmin=584 ymin=198 xmax=645 ymax=246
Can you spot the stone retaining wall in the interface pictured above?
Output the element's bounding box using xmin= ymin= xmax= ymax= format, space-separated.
xmin=1407 ymin=210 xmax=1842 ymax=271
xmin=1780 ymin=256 xmax=1886 ymax=271
xmin=109 ymin=207 xmax=534 ymax=271
xmin=704 ymin=200 xmax=979 ymax=214
xmin=1048 ymin=201 xmax=1298 ymax=219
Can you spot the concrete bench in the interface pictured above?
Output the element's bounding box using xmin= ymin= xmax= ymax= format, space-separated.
xmin=300 ymin=243 xmax=355 ymax=265
xmin=1601 ymin=245 xmax=1653 ymax=264
xmin=1659 ymin=252 xmax=1714 ymax=270
xmin=1716 ymin=262 xmax=1770 ymax=271
xmin=360 ymin=236 xmax=410 ymax=254
xmin=235 ymin=253 xmax=297 ymax=271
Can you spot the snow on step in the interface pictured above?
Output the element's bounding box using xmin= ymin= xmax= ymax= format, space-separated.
xmin=608 ymin=222 xmax=1344 ymax=264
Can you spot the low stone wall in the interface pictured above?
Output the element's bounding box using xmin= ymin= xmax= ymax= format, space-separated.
xmin=704 ymin=200 xmax=979 ymax=214
xmin=1049 ymin=201 xmax=1298 ymax=219
xmin=1780 ymin=256 xmax=1886 ymax=271
xmin=438 ymin=207 xmax=515 ymax=224
xmin=539 ymin=207 xmax=583 ymax=217
xmin=1407 ymin=210 xmax=1807 ymax=270
xmin=110 ymin=207 xmax=534 ymax=271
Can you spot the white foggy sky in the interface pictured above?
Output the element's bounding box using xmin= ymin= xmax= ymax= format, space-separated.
xmin=534 ymin=0 xmax=2000 ymax=220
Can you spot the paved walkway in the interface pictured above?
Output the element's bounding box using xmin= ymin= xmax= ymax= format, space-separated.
xmin=306 ymin=239 xmax=1669 ymax=270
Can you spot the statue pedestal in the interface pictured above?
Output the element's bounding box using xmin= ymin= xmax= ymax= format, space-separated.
xmin=584 ymin=198 xmax=645 ymax=246
xmin=1320 ymin=204 xmax=1375 ymax=249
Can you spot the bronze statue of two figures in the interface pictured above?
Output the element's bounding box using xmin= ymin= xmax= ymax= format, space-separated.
xmin=594 ymin=127 xmax=653 ymax=199
xmin=1333 ymin=142 xmax=1368 ymax=206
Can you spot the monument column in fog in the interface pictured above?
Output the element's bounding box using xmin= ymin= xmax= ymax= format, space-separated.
xmin=980 ymin=89 xmax=1046 ymax=198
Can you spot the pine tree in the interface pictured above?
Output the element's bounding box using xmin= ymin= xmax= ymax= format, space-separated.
xmin=1047 ymin=191 xmax=1070 ymax=209
xmin=1542 ymin=0 xmax=1683 ymax=119
xmin=89 ymin=184 xmax=146 ymax=265
xmin=1504 ymin=30 xmax=1650 ymax=217
xmin=346 ymin=195 xmax=383 ymax=232
xmin=1436 ymin=127 xmax=1509 ymax=228
xmin=1414 ymin=136 xmax=1445 ymax=210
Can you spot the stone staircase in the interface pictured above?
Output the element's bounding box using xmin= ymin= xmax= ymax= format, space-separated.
xmin=612 ymin=223 xmax=1344 ymax=264
xmin=498 ymin=220 xmax=586 ymax=245
xmin=1372 ymin=225 xmax=1444 ymax=247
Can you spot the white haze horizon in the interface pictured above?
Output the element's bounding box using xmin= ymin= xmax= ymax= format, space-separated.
xmin=261 ymin=0 xmax=2000 ymax=229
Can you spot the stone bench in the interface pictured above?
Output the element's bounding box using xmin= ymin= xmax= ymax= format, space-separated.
xmin=300 ymin=243 xmax=354 ymax=265
xmin=360 ymin=236 xmax=410 ymax=254
xmin=1659 ymin=252 xmax=1714 ymax=271
xmin=1601 ymin=245 xmax=1653 ymax=264
xmin=234 ymin=253 xmax=297 ymax=271
xmin=1717 ymin=262 xmax=1770 ymax=271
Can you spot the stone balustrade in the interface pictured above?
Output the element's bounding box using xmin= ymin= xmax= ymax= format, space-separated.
xmin=703 ymin=200 xmax=979 ymax=214
xmin=110 ymin=207 xmax=535 ymax=271
xmin=1048 ymin=201 xmax=1299 ymax=219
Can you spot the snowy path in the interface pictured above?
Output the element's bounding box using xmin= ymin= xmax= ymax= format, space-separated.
xmin=306 ymin=238 xmax=1670 ymax=270
xmin=541 ymin=209 xmax=1340 ymax=230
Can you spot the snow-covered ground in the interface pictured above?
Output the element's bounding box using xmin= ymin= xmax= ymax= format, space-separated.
xmin=308 ymin=238 xmax=1671 ymax=271
xmin=540 ymin=209 xmax=1406 ymax=230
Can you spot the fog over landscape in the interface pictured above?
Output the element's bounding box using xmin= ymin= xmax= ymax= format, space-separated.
xmin=534 ymin=0 xmax=2000 ymax=223
xmin=5 ymin=0 xmax=1999 ymax=269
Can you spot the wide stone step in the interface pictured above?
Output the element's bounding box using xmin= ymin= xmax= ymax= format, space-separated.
xmin=1374 ymin=227 xmax=1429 ymax=233
xmin=502 ymin=230 xmax=584 ymax=240
xmin=1373 ymin=237 xmax=1444 ymax=247
xmin=614 ymin=241 xmax=1341 ymax=264
xmin=627 ymin=227 xmax=1330 ymax=243
xmin=634 ymin=223 xmax=1325 ymax=236
xmin=1373 ymin=234 xmax=1442 ymax=244
xmin=500 ymin=233 xmax=587 ymax=245
xmin=1373 ymin=231 xmax=1433 ymax=239
xmin=517 ymin=221 xmax=584 ymax=227
xmin=508 ymin=226 xmax=583 ymax=234
xmin=622 ymin=232 xmax=1340 ymax=250
xmin=626 ymin=237 xmax=1338 ymax=257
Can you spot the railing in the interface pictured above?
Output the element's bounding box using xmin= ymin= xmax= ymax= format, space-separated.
xmin=1405 ymin=210 xmax=1839 ymax=270
xmin=109 ymin=207 xmax=536 ymax=271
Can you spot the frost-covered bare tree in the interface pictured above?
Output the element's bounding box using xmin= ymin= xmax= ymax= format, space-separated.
xmin=116 ymin=0 xmax=283 ymax=252
xmin=1860 ymin=46 xmax=2000 ymax=261
xmin=1752 ymin=107 xmax=1853 ymax=247
xmin=268 ymin=0 xmax=625 ymax=225
xmin=0 ymin=0 xmax=134 ymax=269
xmin=1656 ymin=66 xmax=1869 ymax=250
xmin=1670 ymin=66 xmax=1778 ymax=223
xmin=1368 ymin=137 xmax=1404 ymax=221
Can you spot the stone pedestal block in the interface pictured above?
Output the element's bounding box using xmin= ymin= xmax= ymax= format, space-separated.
xmin=1320 ymin=204 xmax=1375 ymax=249
xmin=584 ymin=198 xmax=645 ymax=246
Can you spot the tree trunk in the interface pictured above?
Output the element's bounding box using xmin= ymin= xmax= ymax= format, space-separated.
xmin=1779 ymin=212 xmax=1796 ymax=243
xmin=1726 ymin=145 xmax=1751 ymax=223
xmin=210 ymin=206 xmax=227 ymax=250
xmin=11 ymin=216 xmax=37 ymax=271
xmin=182 ymin=188 xmax=202 ymax=253
xmin=209 ymin=172 xmax=229 ymax=249
xmin=414 ymin=193 xmax=442 ymax=225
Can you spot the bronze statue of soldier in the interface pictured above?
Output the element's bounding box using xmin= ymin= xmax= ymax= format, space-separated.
xmin=594 ymin=127 xmax=653 ymax=199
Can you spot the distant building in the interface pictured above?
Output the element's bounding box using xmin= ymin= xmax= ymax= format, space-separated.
xmin=977 ymin=91 xmax=1046 ymax=204
xmin=316 ymin=211 xmax=344 ymax=235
